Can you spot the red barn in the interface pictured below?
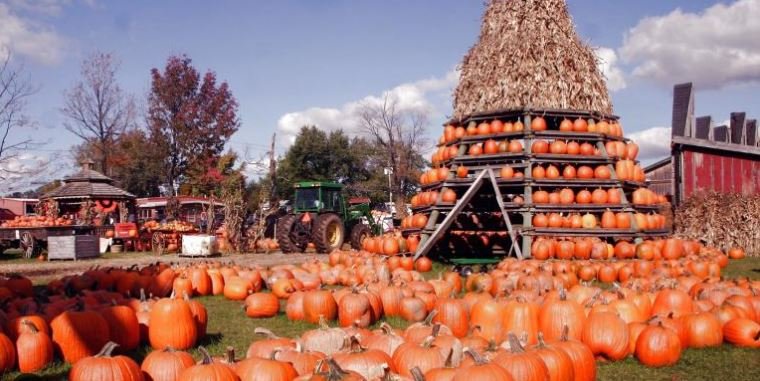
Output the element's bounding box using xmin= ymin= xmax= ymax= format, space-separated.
xmin=644 ymin=83 xmax=760 ymax=205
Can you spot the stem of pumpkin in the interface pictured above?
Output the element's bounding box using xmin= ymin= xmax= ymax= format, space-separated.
xmin=560 ymin=325 xmax=570 ymax=342
xmin=198 ymin=347 xmax=212 ymax=365
xmin=270 ymin=348 xmax=282 ymax=361
xmin=20 ymin=319 xmax=39 ymax=334
xmin=348 ymin=335 xmax=365 ymax=353
xmin=319 ymin=315 xmax=330 ymax=329
xmin=463 ymin=348 xmax=487 ymax=365
xmin=444 ymin=348 xmax=454 ymax=368
xmin=507 ymin=332 xmax=525 ymax=353
xmin=559 ymin=286 xmax=567 ymax=301
xmin=325 ymin=358 xmax=350 ymax=379
xmin=226 ymin=346 xmax=236 ymax=363
xmin=423 ymin=309 xmax=438 ymax=325
xmin=140 ymin=288 xmax=147 ymax=302
xmin=754 ymin=330 xmax=760 ymax=341
xmin=432 ymin=323 xmax=441 ymax=337
xmin=96 ymin=341 xmax=118 ymax=357
xmin=254 ymin=327 xmax=278 ymax=339
xmin=410 ymin=367 xmax=426 ymax=381
xmin=421 ymin=336 xmax=435 ymax=348
xmin=537 ymin=332 xmax=547 ymax=348
xmin=379 ymin=322 xmax=395 ymax=335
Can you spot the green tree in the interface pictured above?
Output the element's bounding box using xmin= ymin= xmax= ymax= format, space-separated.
xmin=277 ymin=126 xmax=370 ymax=198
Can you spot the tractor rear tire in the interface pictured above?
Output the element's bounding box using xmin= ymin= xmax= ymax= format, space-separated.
xmin=350 ymin=224 xmax=371 ymax=250
xmin=312 ymin=213 xmax=345 ymax=253
xmin=276 ymin=214 xmax=304 ymax=253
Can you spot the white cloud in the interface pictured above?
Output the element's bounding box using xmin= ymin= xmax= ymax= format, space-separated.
xmin=0 ymin=152 xmax=57 ymax=194
xmin=627 ymin=126 xmax=672 ymax=162
xmin=620 ymin=0 xmax=760 ymax=88
xmin=0 ymin=3 xmax=66 ymax=64
xmin=595 ymin=47 xmax=626 ymax=91
xmin=276 ymin=69 xmax=459 ymax=149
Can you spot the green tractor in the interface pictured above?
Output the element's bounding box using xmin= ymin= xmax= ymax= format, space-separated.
xmin=276 ymin=181 xmax=382 ymax=253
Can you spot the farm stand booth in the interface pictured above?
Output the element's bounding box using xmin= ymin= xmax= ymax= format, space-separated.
xmin=6 ymin=161 xmax=137 ymax=259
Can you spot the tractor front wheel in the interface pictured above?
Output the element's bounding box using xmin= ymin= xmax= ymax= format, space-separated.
xmin=276 ymin=214 xmax=308 ymax=253
xmin=350 ymin=224 xmax=371 ymax=250
xmin=312 ymin=213 xmax=345 ymax=253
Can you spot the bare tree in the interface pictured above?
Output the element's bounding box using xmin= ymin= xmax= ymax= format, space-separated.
xmin=358 ymin=94 xmax=428 ymax=218
xmin=62 ymin=52 xmax=136 ymax=175
xmin=0 ymin=50 xmax=37 ymax=181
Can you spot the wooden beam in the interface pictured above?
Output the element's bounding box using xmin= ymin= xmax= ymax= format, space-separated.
xmin=713 ymin=126 xmax=729 ymax=143
xmin=746 ymin=119 xmax=757 ymax=146
xmin=694 ymin=116 xmax=712 ymax=140
xmin=671 ymin=83 xmax=694 ymax=138
xmin=486 ymin=168 xmax=523 ymax=259
xmin=673 ymin=135 xmax=760 ymax=157
xmin=413 ymin=170 xmax=487 ymax=261
xmin=730 ymin=112 xmax=746 ymax=144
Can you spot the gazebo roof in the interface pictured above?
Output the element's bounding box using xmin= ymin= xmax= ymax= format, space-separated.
xmin=41 ymin=161 xmax=136 ymax=200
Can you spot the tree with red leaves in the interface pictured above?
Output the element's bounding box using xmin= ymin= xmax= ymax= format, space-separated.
xmin=147 ymin=55 xmax=240 ymax=195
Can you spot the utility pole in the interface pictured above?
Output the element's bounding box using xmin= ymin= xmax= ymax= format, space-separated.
xmin=268 ymin=133 xmax=277 ymax=205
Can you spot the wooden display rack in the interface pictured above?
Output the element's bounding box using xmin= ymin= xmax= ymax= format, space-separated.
xmin=407 ymin=108 xmax=670 ymax=261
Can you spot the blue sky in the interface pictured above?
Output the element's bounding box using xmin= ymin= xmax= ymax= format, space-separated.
xmin=1 ymin=0 xmax=759 ymax=191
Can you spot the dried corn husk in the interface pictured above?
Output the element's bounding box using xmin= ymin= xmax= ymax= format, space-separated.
xmin=454 ymin=0 xmax=613 ymax=119
xmin=675 ymin=192 xmax=760 ymax=256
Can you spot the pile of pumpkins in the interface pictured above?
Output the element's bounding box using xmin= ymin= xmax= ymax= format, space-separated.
xmin=0 ymin=238 xmax=758 ymax=380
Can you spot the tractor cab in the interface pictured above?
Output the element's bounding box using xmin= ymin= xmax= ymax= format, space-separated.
xmin=276 ymin=182 xmax=381 ymax=253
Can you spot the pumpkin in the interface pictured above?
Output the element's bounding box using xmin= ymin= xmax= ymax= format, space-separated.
xmin=562 ymin=165 xmax=576 ymax=179
xmin=301 ymin=290 xmax=338 ymax=323
xmin=723 ymin=318 xmax=760 ymax=348
xmin=236 ymin=349 xmax=298 ymax=381
xmin=550 ymin=140 xmax=567 ymax=154
xmin=454 ymin=349 xmax=513 ymax=381
xmin=559 ymin=119 xmax=573 ymax=131
xmin=69 ymin=342 xmax=144 ymax=381
xmin=577 ymin=166 xmax=594 ymax=179
xmin=594 ymin=165 xmax=611 ymax=179
xmin=470 ymin=299 xmax=505 ymax=342
xmin=484 ymin=139 xmax=499 ymax=154
xmin=16 ymin=320 xmax=54 ymax=373
xmin=334 ymin=336 xmax=394 ymax=380
xmin=338 ymin=289 xmax=373 ymax=328
xmin=0 ymin=332 xmax=16 ymax=372
xmin=539 ymin=288 xmax=585 ymax=341
xmin=531 ymin=116 xmax=547 ymax=131
xmin=530 ymin=333 xmax=575 ymax=381
xmin=101 ymin=304 xmax=140 ymax=351
xmin=364 ymin=322 xmax=405 ymax=357
xmin=581 ymin=311 xmax=629 ymax=361
xmin=682 ymin=312 xmax=723 ymax=348
xmin=573 ymin=117 xmax=588 ymax=132
xmin=245 ymin=293 xmax=280 ymax=318
xmin=553 ymin=326 xmax=596 ymax=381
xmin=635 ymin=323 xmax=682 ymax=367
xmin=546 ymin=165 xmax=561 ymax=179
xmin=224 ymin=277 xmax=253 ymax=300
xmin=51 ymin=309 xmax=111 ymax=363
xmin=141 ymin=347 xmax=195 ymax=381
xmin=178 ymin=347 xmax=240 ymax=381
xmin=493 ymin=333 xmax=548 ymax=381
xmin=502 ymin=297 xmax=540 ymax=345
xmin=508 ymin=140 xmax=523 ymax=153
xmin=246 ymin=328 xmax=297 ymax=359
xmin=532 ymin=140 xmax=549 ymax=154
xmin=651 ymin=288 xmax=693 ymax=318
xmin=392 ymin=336 xmax=445 ymax=377
xmin=149 ymin=298 xmax=198 ymax=350
xmin=477 ymin=122 xmax=491 ymax=135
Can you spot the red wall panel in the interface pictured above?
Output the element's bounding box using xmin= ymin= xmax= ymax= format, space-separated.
xmin=682 ymin=148 xmax=759 ymax=197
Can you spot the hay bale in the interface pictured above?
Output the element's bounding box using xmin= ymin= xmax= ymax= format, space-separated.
xmin=454 ymin=0 xmax=613 ymax=119
xmin=674 ymin=192 xmax=760 ymax=256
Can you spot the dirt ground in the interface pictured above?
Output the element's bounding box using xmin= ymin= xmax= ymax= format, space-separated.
xmin=0 ymin=252 xmax=326 ymax=283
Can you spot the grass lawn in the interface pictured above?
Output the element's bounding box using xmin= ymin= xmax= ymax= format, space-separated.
xmin=4 ymin=257 xmax=759 ymax=381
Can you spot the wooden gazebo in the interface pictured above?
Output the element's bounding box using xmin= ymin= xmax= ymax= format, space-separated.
xmin=40 ymin=161 xmax=136 ymax=226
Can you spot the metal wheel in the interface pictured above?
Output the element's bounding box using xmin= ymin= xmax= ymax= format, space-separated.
xmin=20 ymin=232 xmax=37 ymax=259
xmin=152 ymin=232 xmax=166 ymax=255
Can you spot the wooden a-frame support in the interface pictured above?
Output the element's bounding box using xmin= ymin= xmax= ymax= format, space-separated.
xmin=412 ymin=168 xmax=523 ymax=260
